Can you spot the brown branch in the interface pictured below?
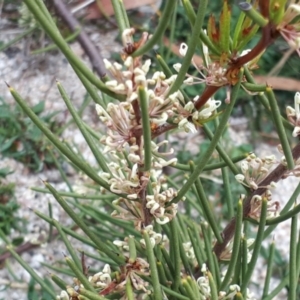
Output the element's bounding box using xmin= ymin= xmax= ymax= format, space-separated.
xmin=52 ymin=0 xmax=107 ymax=78
xmin=213 ymin=141 xmax=300 ymax=259
xmin=194 ymin=85 xmax=221 ymax=110
xmin=259 ymin=0 xmax=270 ymax=18
xmin=230 ymin=22 xmax=278 ymax=70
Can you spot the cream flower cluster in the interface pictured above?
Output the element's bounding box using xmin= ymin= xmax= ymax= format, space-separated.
xmin=235 ymin=153 xmax=277 ymax=190
xmin=197 ymin=264 xmax=257 ymax=300
xmin=248 ymin=191 xmax=280 ymax=221
xmin=56 ymin=260 xmax=150 ymax=299
xmin=175 ymin=43 xmax=228 ymax=88
xmin=56 ymin=264 xmax=112 ymax=299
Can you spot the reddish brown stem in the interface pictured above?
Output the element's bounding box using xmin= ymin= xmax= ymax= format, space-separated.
xmin=230 ymin=23 xmax=278 ymax=70
xmin=259 ymin=0 xmax=270 ymax=18
xmin=194 ymin=85 xmax=221 ymax=110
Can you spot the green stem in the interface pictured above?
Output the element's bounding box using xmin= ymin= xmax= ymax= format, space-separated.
xmin=220 ymin=199 xmax=243 ymax=290
xmin=31 ymin=187 xmax=115 ymax=200
xmin=168 ymin=0 xmax=208 ymax=95
xmin=187 ymin=227 xmax=204 ymax=271
xmin=50 ymin=273 xmax=68 ymax=290
xmin=202 ymin=125 xmax=241 ymax=176
xmin=181 ymin=0 xmax=220 ymax=56
xmin=182 ymin=279 xmax=198 ymax=300
xmin=128 ymin=235 xmax=137 ymax=264
xmin=57 ymin=81 xmax=110 ymax=173
xmin=170 ymin=218 xmax=181 ymax=291
xmin=133 ymin=0 xmax=176 ymax=57
xmin=72 ymin=65 xmax=105 ymax=106
xmin=9 ymin=85 xmax=111 ymax=190
xmin=266 ymin=87 xmax=294 ymax=170
xmin=208 ymin=272 xmax=218 ymax=300
xmin=44 ymin=181 xmax=126 ymax=265
xmin=0 ymin=27 xmax=36 ymax=52
xmin=78 ymin=288 xmax=106 ymax=300
xmin=243 ymin=67 xmax=293 ymax=131
xmin=35 ymin=210 xmax=96 ymax=248
xmin=160 ymin=286 xmax=189 ymax=300
xmin=31 ymin=28 xmax=81 ymax=54
xmin=241 ymin=198 xmax=268 ymax=294
xmin=246 ymin=202 xmax=300 ymax=226
xmin=138 ymin=86 xmax=152 ymax=171
xmin=191 ymin=163 xmax=223 ymax=243
xmin=238 ymin=2 xmax=268 ymax=27
xmin=242 ymin=82 xmax=267 ymax=92
xmin=0 ymin=233 xmax=56 ymax=298
xmin=201 ymin=222 xmax=215 ymax=279
xmin=47 ymin=201 xmax=53 ymax=242
xmin=173 ymin=153 xmax=247 ymax=172
xmin=222 ymin=166 xmax=234 ymax=218
xmin=126 ymin=278 xmax=134 ymax=300
xmin=156 ymin=260 xmax=168 ymax=286
xmin=143 ymin=231 xmax=162 ymax=300
xmin=288 ymin=206 xmax=298 ymax=300
xmin=53 ymin=220 xmax=81 ymax=269
xmin=262 ymin=240 xmax=275 ymax=298
xmin=111 ymin=0 xmax=128 ymax=32
xmin=48 ymin=148 xmax=75 ymax=199
xmin=65 ymin=256 xmax=96 ymax=292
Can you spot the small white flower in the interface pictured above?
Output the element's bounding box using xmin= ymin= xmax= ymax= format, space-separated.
xmin=197 ymin=98 xmax=221 ymax=119
xmin=178 ymin=118 xmax=197 ymax=133
xmin=57 ymin=291 xmax=69 ymax=300
xmin=235 ymin=174 xmax=245 ymax=183
xmin=179 ymin=43 xmax=188 ymax=56
xmin=173 ymin=63 xmax=182 ymax=72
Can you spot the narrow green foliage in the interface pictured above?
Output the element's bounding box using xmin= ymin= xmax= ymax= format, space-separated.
xmin=111 ymin=0 xmax=129 ymax=32
xmin=168 ymin=0 xmax=208 ymax=95
xmin=126 ymin=278 xmax=134 ymax=300
xmin=78 ymin=288 xmax=107 ymax=300
xmin=191 ymin=162 xmax=223 ymax=243
xmin=8 ymin=86 xmax=111 ymax=190
xmin=288 ymin=206 xmax=298 ymax=300
xmin=241 ymin=198 xmax=268 ymax=294
xmin=138 ymin=86 xmax=152 ymax=171
xmin=65 ymin=256 xmax=96 ymax=292
xmin=2 ymin=240 xmax=56 ymax=298
xmin=53 ymin=220 xmax=81 ymax=269
xmin=262 ymin=240 xmax=276 ymax=297
xmin=50 ymin=273 xmax=68 ymax=290
xmin=169 ymin=218 xmax=181 ymax=291
xmin=57 ymin=81 xmax=110 ymax=173
xmin=266 ymin=87 xmax=294 ymax=170
xmin=238 ymin=2 xmax=268 ymax=27
xmin=269 ymin=0 xmax=287 ymax=25
xmin=44 ymin=181 xmax=126 ymax=265
xmin=221 ymin=199 xmax=243 ymax=290
xmin=143 ymin=231 xmax=162 ymax=300
xmin=133 ymin=0 xmax=176 ymax=57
